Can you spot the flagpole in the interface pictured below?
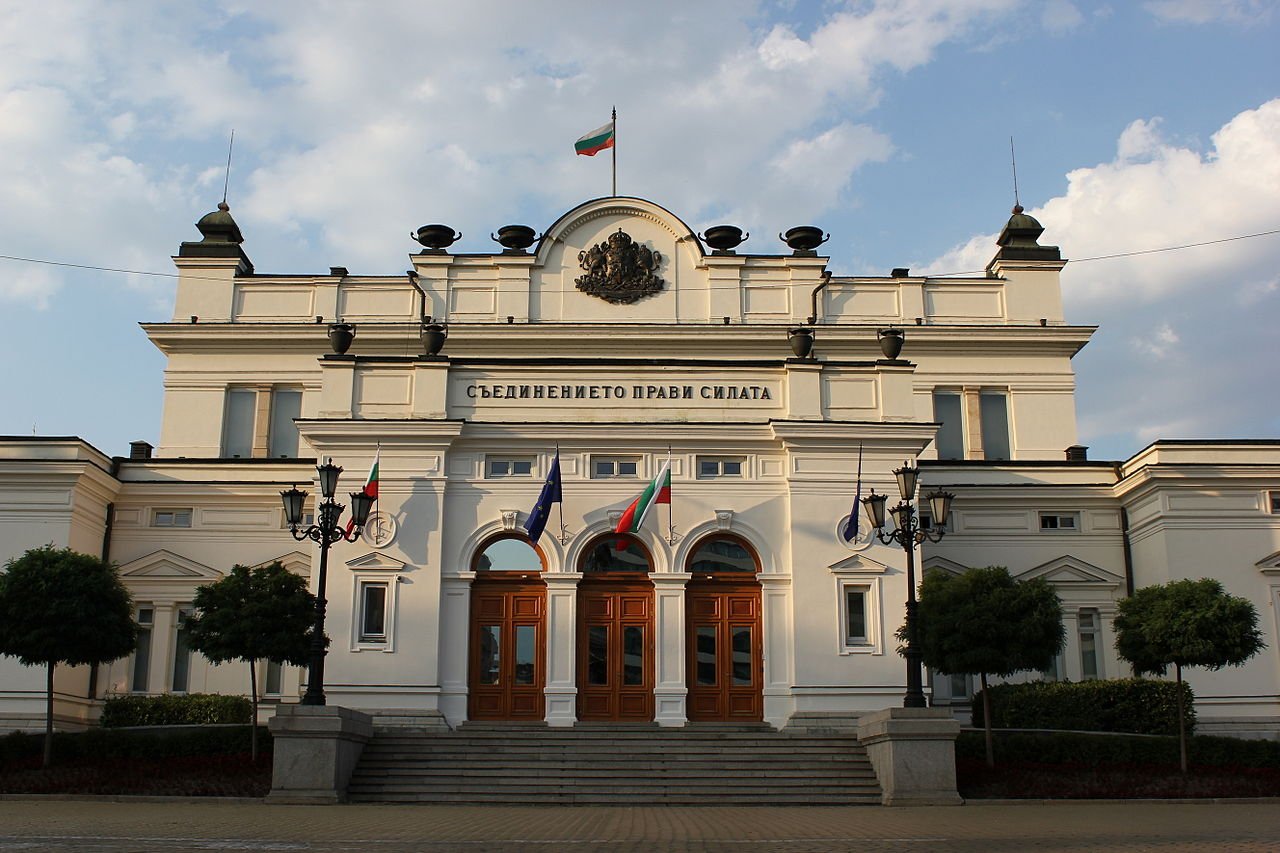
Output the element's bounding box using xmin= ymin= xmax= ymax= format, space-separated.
xmin=611 ymin=106 xmax=617 ymax=197
xmin=666 ymin=446 xmax=676 ymax=545
xmin=556 ymin=444 xmax=569 ymax=545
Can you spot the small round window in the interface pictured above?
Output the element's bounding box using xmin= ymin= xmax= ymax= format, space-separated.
xmin=688 ymin=535 xmax=757 ymax=573
xmin=474 ymin=536 xmax=544 ymax=573
xmin=581 ymin=534 xmax=652 ymax=574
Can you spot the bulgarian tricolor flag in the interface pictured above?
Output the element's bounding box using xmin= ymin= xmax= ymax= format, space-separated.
xmin=345 ymin=447 xmax=380 ymax=534
xmin=614 ymin=457 xmax=671 ymax=546
xmin=575 ymin=121 xmax=615 ymax=156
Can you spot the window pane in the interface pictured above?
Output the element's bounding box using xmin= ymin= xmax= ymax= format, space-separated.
xmin=689 ymin=536 xmax=754 ymax=573
xmin=846 ymin=590 xmax=867 ymax=642
xmin=623 ymin=626 xmax=644 ymax=685
xmin=477 ymin=537 xmax=542 ymax=572
xmin=618 ymin=461 xmax=637 ymax=476
xmin=723 ymin=460 xmax=742 ymax=476
xmin=587 ymin=626 xmax=608 ymax=685
xmin=583 ymin=537 xmax=651 ymax=573
xmin=172 ymin=610 xmax=192 ymax=692
xmin=699 ymin=460 xmax=718 ymax=477
xmin=732 ymin=627 xmax=753 ymax=685
xmin=490 ymin=459 xmax=511 ymax=476
xmin=696 ymin=626 xmax=716 ymax=686
xmin=265 ymin=660 xmax=283 ymax=695
xmin=222 ymin=389 xmax=256 ymax=458
xmin=512 ymin=460 xmax=532 ymax=476
xmin=594 ymin=461 xmax=613 ymax=477
xmin=268 ymin=390 xmax=302 ymax=458
xmin=132 ymin=626 xmax=152 ymax=692
xmin=361 ymin=584 xmax=387 ymax=638
xmin=932 ymin=392 xmax=963 ymax=460
xmin=479 ymin=625 xmax=500 ymax=685
xmin=514 ymin=625 xmax=536 ymax=685
xmin=980 ymin=392 xmax=1011 ymax=461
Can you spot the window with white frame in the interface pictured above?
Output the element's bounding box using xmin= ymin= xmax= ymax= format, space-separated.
xmin=931 ymin=389 xmax=1011 ymax=461
xmin=697 ymin=457 xmax=744 ymax=478
xmin=592 ymin=456 xmax=639 ymax=478
xmin=224 ymin=386 xmax=305 ymax=459
xmin=351 ymin=574 xmax=398 ymax=651
xmin=1039 ymin=512 xmax=1079 ymax=532
xmin=131 ymin=606 xmax=154 ymax=693
xmin=486 ymin=456 xmax=534 ymax=478
xmin=359 ymin=582 xmax=388 ymax=642
xmin=264 ymin=660 xmax=283 ymax=696
xmin=267 ymin=388 xmax=303 ymax=458
xmin=835 ymin=576 xmax=882 ymax=654
xmin=1078 ymin=608 xmax=1102 ymax=680
xmin=152 ymin=509 xmax=193 ymax=528
xmin=171 ymin=607 xmax=193 ymax=692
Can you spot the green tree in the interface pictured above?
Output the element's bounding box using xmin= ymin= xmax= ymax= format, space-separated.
xmin=1114 ymin=578 xmax=1265 ymax=773
xmin=183 ymin=561 xmax=317 ymax=760
xmin=0 ymin=545 xmax=138 ymax=767
xmin=910 ymin=566 xmax=1065 ymax=767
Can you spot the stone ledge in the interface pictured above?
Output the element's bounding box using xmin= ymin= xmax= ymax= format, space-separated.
xmin=857 ymin=707 xmax=962 ymax=807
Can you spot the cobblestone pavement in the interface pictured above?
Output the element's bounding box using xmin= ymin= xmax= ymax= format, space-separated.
xmin=1 ymin=799 xmax=1278 ymax=852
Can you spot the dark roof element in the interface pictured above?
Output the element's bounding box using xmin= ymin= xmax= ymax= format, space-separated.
xmin=992 ymin=204 xmax=1061 ymax=262
xmin=178 ymin=202 xmax=254 ymax=273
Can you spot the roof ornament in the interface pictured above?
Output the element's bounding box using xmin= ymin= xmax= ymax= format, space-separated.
xmin=575 ymin=228 xmax=664 ymax=305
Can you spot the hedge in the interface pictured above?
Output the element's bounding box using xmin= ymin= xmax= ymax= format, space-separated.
xmin=0 ymin=725 xmax=270 ymax=766
xmin=956 ymin=729 xmax=1280 ymax=769
xmin=971 ymin=678 xmax=1193 ymax=736
xmin=100 ymin=694 xmax=252 ymax=728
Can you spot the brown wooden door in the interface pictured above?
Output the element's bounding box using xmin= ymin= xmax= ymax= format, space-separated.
xmin=577 ymin=578 xmax=654 ymax=721
xmin=686 ymin=579 xmax=763 ymax=721
xmin=468 ymin=579 xmax=546 ymax=721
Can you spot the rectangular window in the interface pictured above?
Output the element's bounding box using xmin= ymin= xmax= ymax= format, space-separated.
xmin=592 ymin=457 xmax=639 ymax=478
xmin=281 ymin=510 xmax=315 ymax=529
xmin=268 ymin=389 xmax=303 ymax=458
xmin=152 ymin=509 xmax=193 ymax=528
xmin=979 ymin=392 xmax=1011 ymax=461
xmin=131 ymin=607 xmax=154 ymax=693
xmin=697 ymin=457 xmax=744 ymax=478
xmin=844 ymin=588 xmax=868 ymax=644
xmin=1039 ymin=512 xmax=1079 ymax=531
xmin=485 ymin=456 xmax=534 ymax=478
xmin=359 ymin=583 xmax=388 ymax=641
xmin=171 ymin=607 xmax=193 ymax=693
xmin=222 ymin=388 xmax=256 ymax=458
xmin=920 ymin=513 xmax=949 ymax=534
xmin=1079 ymin=609 xmax=1102 ymax=680
xmin=264 ymin=660 xmax=283 ymax=696
xmin=932 ymin=392 xmax=963 ymax=460
xmin=1269 ymin=491 xmax=1280 ymax=514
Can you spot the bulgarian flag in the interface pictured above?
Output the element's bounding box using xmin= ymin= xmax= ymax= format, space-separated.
xmin=614 ymin=457 xmax=671 ymax=546
xmin=575 ymin=121 xmax=615 ymax=156
xmin=345 ymin=447 xmax=380 ymax=534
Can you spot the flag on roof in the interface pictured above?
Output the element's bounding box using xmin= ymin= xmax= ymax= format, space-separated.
xmin=575 ymin=121 xmax=615 ymax=156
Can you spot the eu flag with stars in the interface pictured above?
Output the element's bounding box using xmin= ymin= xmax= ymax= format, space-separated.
xmin=524 ymin=452 xmax=562 ymax=544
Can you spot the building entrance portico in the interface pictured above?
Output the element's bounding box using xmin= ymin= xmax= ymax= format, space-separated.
xmin=576 ymin=534 xmax=655 ymax=722
xmin=468 ymin=537 xmax=547 ymax=721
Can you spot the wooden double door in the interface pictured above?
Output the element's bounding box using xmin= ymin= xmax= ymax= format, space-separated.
xmin=468 ymin=577 xmax=546 ymax=721
xmin=686 ymin=578 xmax=763 ymax=721
xmin=577 ymin=577 xmax=655 ymax=721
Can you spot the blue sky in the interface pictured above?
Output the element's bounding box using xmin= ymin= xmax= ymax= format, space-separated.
xmin=1 ymin=0 xmax=1276 ymax=461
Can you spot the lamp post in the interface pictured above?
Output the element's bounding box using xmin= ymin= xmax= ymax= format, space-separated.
xmin=861 ymin=461 xmax=955 ymax=708
xmin=281 ymin=458 xmax=375 ymax=706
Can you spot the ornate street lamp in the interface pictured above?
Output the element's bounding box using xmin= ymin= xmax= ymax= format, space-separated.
xmin=862 ymin=461 xmax=955 ymax=708
xmin=281 ymin=458 xmax=375 ymax=706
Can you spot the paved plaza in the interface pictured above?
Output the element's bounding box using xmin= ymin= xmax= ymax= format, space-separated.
xmin=1 ymin=799 xmax=1278 ymax=852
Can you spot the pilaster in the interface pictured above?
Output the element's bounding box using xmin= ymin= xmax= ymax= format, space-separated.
xmin=652 ymin=572 xmax=690 ymax=726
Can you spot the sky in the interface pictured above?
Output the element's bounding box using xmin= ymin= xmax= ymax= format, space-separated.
xmin=0 ymin=0 xmax=1276 ymax=462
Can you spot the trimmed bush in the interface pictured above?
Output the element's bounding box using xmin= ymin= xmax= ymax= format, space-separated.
xmin=0 ymin=725 xmax=270 ymax=766
xmin=956 ymin=729 xmax=1280 ymax=770
xmin=971 ymin=678 xmax=1193 ymax=736
xmin=100 ymin=693 xmax=252 ymax=728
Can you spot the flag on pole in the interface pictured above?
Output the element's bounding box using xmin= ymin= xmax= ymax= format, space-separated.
xmin=842 ymin=443 xmax=863 ymax=543
xmin=575 ymin=121 xmax=615 ymax=156
xmin=345 ymin=447 xmax=380 ymax=534
xmin=524 ymin=451 xmax=562 ymax=545
xmin=614 ymin=456 xmax=671 ymax=546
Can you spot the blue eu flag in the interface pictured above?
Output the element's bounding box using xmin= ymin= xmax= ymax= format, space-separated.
xmin=842 ymin=443 xmax=862 ymax=543
xmin=524 ymin=452 xmax=562 ymax=544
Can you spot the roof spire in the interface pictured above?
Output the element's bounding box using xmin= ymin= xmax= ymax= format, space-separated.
xmin=1010 ymin=135 xmax=1023 ymax=214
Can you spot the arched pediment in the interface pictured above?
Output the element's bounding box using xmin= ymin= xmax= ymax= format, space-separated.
xmin=534 ymin=196 xmax=701 ymax=266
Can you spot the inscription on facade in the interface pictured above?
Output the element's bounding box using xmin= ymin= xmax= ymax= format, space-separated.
xmin=465 ymin=383 xmax=773 ymax=401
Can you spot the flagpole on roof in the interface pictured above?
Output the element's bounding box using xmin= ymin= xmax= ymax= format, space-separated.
xmin=611 ymin=106 xmax=617 ymax=197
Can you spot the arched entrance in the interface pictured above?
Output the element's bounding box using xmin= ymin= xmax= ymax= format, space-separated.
xmin=577 ymin=533 xmax=655 ymax=722
xmin=468 ymin=535 xmax=547 ymax=721
xmin=685 ymin=534 xmax=763 ymax=722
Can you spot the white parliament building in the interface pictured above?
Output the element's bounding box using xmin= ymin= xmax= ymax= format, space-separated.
xmin=2 ymin=195 xmax=1278 ymax=737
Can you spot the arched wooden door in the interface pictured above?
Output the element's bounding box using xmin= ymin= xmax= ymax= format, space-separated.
xmin=468 ymin=536 xmax=547 ymax=721
xmin=685 ymin=535 xmax=763 ymax=722
xmin=577 ymin=534 xmax=655 ymax=722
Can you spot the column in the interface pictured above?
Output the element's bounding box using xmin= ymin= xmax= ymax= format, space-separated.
xmin=652 ymin=572 xmax=690 ymax=727
xmin=543 ymin=573 xmax=581 ymax=727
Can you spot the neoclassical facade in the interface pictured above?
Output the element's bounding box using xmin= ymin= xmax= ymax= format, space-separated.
xmin=2 ymin=196 xmax=1277 ymax=736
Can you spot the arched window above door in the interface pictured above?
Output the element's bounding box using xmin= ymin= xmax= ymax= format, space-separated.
xmin=473 ymin=536 xmax=545 ymax=573
xmin=581 ymin=534 xmax=652 ymax=574
xmin=687 ymin=535 xmax=758 ymax=574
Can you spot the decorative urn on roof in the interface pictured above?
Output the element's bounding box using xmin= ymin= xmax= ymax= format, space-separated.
xmin=412 ymin=224 xmax=462 ymax=253
xmin=700 ymin=225 xmax=749 ymax=254
xmin=492 ymin=225 xmax=539 ymax=254
xmin=780 ymin=226 xmax=829 ymax=256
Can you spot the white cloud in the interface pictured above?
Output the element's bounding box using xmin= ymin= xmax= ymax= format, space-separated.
xmin=924 ymin=99 xmax=1280 ymax=455
xmin=1144 ymin=0 xmax=1276 ymax=24
xmin=1042 ymin=0 xmax=1086 ymax=32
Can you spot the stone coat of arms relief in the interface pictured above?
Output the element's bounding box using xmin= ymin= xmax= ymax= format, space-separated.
xmin=575 ymin=229 xmax=664 ymax=304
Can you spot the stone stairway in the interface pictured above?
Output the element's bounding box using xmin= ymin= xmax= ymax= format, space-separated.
xmin=346 ymin=722 xmax=882 ymax=805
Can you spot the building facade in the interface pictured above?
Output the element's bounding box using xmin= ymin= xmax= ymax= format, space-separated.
xmin=2 ymin=196 xmax=1278 ymax=736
